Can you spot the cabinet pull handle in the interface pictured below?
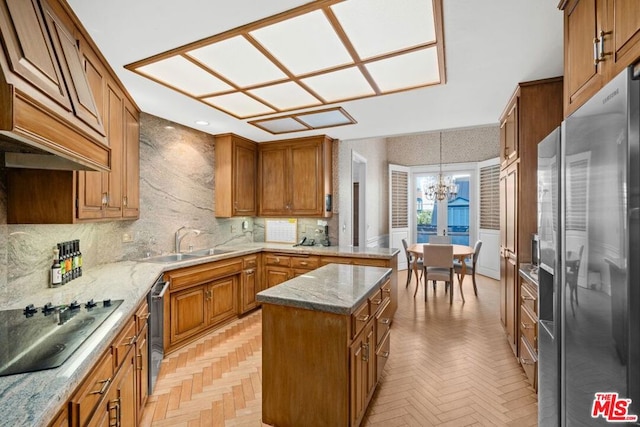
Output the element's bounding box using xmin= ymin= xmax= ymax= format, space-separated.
xmin=383 ymin=288 xmax=391 ymax=294
xmin=90 ymin=378 xmax=112 ymax=395
xmin=380 ymin=318 xmax=390 ymax=325
xmin=139 ymin=313 xmax=151 ymax=321
xmin=108 ymin=397 xmax=121 ymax=426
xmin=137 ymin=351 xmax=143 ymax=370
xmin=362 ymin=343 xmax=369 ymax=362
xmin=593 ymin=36 xmax=601 ymax=65
xmin=123 ymin=196 xmax=127 ymax=207
xmin=381 ymin=351 xmax=390 ymax=358
xmin=371 ymin=298 xmax=382 ymax=305
xmin=358 ymin=314 xmax=370 ymax=322
xmin=300 ymin=261 xmax=308 ymax=266
xmin=126 ymin=335 xmax=136 ymax=346
xmin=522 ymin=295 xmax=535 ymax=301
xmin=521 ymin=322 xmax=533 ymax=330
xmin=520 ymin=357 xmax=535 ymax=366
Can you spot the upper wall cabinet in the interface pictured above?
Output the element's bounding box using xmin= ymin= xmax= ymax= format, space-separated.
xmin=258 ymin=135 xmax=333 ymax=218
xmin=0 ymin=0 xmax=110 ymax=170
xmin=4 ymin=0 xmax=140 ymax=224
xmin=214 ymin=134 xmax=257 ymax=218
xmin=560 ymin=0 xmax=640 ymax=116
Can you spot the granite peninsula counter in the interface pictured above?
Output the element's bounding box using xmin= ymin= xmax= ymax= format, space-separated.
xmin=258 ymin=264 xmax=393 ymax=427
xmin=0 ymin=245 xmax=398 ymax=426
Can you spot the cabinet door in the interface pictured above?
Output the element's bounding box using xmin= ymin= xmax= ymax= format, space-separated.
xmin=0 ymin=0 xmax=71 ymax=109
xmin=259 ymin=146 xmax=289 ymax=215
xmin=240 ymin=267 xmax=258 ymax=313
xmin=40 ymin=0 xmax=104 ymax=136
xmin=264 ymin=266 xmax=291 ymax=288
xmin=123 ymin=98 xmax=140 ymax=218
xmin=136 ymin=325 xmax=149 ymax=420
xmin=234 ymin=140 xmax=257 ymax=216
xmin=563 ymin=0 xmax=606 ymax=115
xmin=103 ymin=83 xmax=123 ymax=217
xmin=170 ymin=286 xmax=207 ymax=344
xmin=500 ymin=100 xmax=518 ymax=168
xmin=608 ymin=0 xmax=640 ymax=75
xmin=350 ymin=322 xmax=374 ymax=427
xmin=206 ymin=276 xmax=237 ymax=326
xmin=289 ymin=141 xmax=323 ymax=215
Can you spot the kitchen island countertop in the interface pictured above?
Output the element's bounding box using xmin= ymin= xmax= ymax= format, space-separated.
xmin=257 ymin=263 xmax=392 ymax=315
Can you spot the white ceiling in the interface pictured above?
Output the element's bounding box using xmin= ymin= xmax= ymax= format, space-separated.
xmin=66 ymin=0 xmax=564 ymax=142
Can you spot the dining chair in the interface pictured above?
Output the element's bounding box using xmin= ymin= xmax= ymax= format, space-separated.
xmin=454 ymin=240 xmax=483 ymax=296
xmin=402 ymin=238 xmax=422 ymax=288
xmin=429 ymin=235 xmax=451 ymax=244
xmin=415 ymin=244 xmax=455 ymax=303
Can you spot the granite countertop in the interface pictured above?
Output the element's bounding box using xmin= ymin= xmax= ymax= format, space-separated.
xmin=519 ymin=263 xmax=539 ymax=287
xmin=0 ymin=243 xmax=399 ymax=426
xmin=256 ymin=264 xmax=392 ymax=315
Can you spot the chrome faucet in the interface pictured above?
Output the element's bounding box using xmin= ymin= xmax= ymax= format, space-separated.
xmin=175 ymin=226 xmax=201 ymax=253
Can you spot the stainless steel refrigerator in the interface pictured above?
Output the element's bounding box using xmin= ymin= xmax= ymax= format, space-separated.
xmin=538 ymin=64 xmax=640 ymax=425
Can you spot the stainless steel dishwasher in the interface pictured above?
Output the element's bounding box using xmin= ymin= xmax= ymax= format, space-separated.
xmin=148 ymin=276 xmax=169 ymax=394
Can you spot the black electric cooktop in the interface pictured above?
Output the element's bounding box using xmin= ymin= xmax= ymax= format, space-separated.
xmin=0 ymin=299 xmax=122 ymax=377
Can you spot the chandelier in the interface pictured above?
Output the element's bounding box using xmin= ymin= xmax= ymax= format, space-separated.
xmin=424 ymin=133 xmax=458 ymax=201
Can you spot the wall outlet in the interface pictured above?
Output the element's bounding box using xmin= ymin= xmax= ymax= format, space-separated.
xmin=122 ymin=233 xmax=133 ymax=243
xmin=231 ymin=225 xmax=237 ymax=233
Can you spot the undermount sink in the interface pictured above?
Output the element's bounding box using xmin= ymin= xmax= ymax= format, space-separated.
xmin=188 ymin=248 xmax=233 ymax=256
xmin=140 ymin=249 xmax=233 ymax=263
xmin=141 ymin=253 xmax=203 ymax=263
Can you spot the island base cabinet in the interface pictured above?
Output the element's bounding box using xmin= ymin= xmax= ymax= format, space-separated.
xmin=262 ymin=304 xmax=350 ymax=427
xmin=350 ymin=322 xmax=376 ymax=427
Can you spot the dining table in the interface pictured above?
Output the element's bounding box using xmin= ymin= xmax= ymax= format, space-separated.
xmin=407 ymin=243 xmax=476 ymax=299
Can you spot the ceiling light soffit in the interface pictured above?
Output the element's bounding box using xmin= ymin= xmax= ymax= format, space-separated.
xmin=125 ymin=0 xmax=445 ymax=122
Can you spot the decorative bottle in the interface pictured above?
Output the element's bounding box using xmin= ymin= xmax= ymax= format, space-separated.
xmin=51 ymin=248 xmax=62 ymax=287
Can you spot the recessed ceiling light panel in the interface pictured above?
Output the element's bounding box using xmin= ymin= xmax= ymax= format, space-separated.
xmin=250 ymin=10 xmax=353 ymax=76
xmin=187 ymin=36 xmax=287 ymax=88
xmin=297 ymin=110 xmax=353 ymax=128
xmin=301 ymin=67 xmax=375 ymax=102
xmin=203 ymin=92 xmax=275 ymax=118
xmin=253 ymin=117 xmax=309 ymax=134
xmin=136 ymin=56 xmax=232 ymax=96
xmin=365 ymin=47 xmax=440 ymax=93
xmin=332 ymin=0 xmax=436 ymax=60
xmin=248 ymin=81 xmax=321 ymax=110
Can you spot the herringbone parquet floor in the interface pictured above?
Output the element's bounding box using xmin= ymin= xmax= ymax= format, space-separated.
xmin=141 ymin=270 xmax=537 ymax=427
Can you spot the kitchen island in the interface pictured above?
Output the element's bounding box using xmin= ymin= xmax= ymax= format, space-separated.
xmin=257 ymin=264 xmax=393 ymax=427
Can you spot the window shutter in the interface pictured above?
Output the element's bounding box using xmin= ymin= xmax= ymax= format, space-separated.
xmin=391 ymin=169 xmax=408 ymax=228
xmin=479 ymin=164 xmax=500 ymax=230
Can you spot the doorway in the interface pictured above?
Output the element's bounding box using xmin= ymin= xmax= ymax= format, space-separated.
xmin=352 ymin=151 xmax=367 ymax=247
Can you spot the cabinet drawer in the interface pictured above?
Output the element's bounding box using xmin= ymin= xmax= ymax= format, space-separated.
xmin=113 ymin=318 xmax=136 ymax=370
xmin=243 ymin=255 xmax=258 ymax=269
xmin=290 ymin=256 xmax=319 ymax=270
xmin=264 ymin=254 xmax=291 ymax=267
xmin=520 ymin=282 xmax=537 ymax=315
xmin=520 ymin=305 xmax=537 ymax=351
xmin=70 ymin=351 xmax=113 ymax=427
xmin=376 ymin=329 xmax=390 ymax=381
xmin=369 ymin=288 xmax=384 ymax=312
xmin=168 ymin=260 xmax=243 ymax=290
xmin=520 ymin=337 xmax=537 ymax=388
xmin=354 ymin=258 xmax=388 ymax=267
xmin=351 ymin=300 xmax=371 ymax=339
xmin=135 ymin=301 xmax=149 ymax=334
xmin=376 ymin=298 xmax=392 ymax=347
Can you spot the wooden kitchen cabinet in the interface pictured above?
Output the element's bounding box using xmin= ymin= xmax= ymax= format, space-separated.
xmin=263 ymin=253 xmax=320 ymax=288
xmin=519 ymin=271 xmax=538 ymax=389
xmin=258 ymin=135 xmax=333 ymax=217
xmin=3 ymin=0 xmax=140 ymax=224
xmin=499 ymin=100 xmax=518 ymax=168
xmin=205 ymin=276 xmax=238 ymax=325
xmin=214 ymin=134 xmax=257 ymax=217
xmin=0 ymin=0 xmax=110 ymax=170
xmin=240 ymin=255 xmax=260 ymax=313
xmin=350 ymin=322 xmax=376 ymax=427
xmin=498 ymin=78 xmax=562 ymax=357
xmin=560 ymin=0 xmax=640 ymax=116
xmin=164 ymin=259 xmax=243 ymax=352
